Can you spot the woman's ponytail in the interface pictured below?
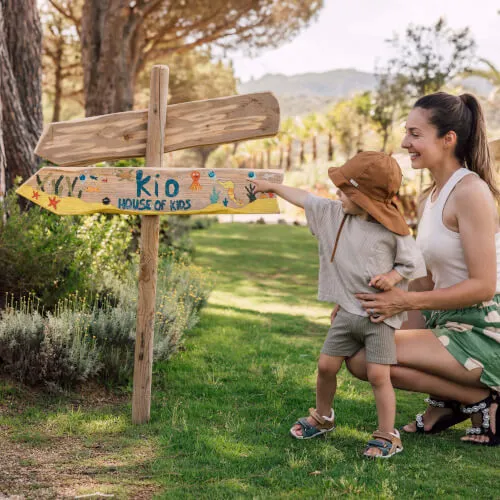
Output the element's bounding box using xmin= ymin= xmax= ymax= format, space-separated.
xmin=459 ymin=93 xmax=499 ymax=200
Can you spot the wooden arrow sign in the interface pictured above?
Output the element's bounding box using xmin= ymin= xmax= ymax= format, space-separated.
xmin=16 ymin=166 xmax=284 ymax=215
xmin=35 ymin=92 xmax=279 ymax=167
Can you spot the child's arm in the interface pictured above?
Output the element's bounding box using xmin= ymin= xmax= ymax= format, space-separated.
xmin=252 ymin=179 xmax=308 ymax=209
xmin=369 ymin=269 xmax=403 ymax=291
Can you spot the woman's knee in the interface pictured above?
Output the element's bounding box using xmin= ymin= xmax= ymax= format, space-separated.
xmin=345 ymin=349 xmax=368 ymax=381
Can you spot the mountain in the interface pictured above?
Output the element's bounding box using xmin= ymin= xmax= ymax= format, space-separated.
xmin=238 ymin=69 xmax=495 ymax=118
xmin=238 ymin=69 xmax=376 ymax=117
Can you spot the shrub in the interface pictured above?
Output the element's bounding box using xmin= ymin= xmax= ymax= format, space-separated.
xmin=0 ymin=189 xmax=135 ymax=309
xmin=0 ymin=257 xmax=214 ymax=389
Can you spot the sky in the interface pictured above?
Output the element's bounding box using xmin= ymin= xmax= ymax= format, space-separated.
xmin=230 ymin=0 xmax=500 ymax=82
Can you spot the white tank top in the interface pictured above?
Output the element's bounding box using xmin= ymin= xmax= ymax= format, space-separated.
xmin=416 ymin=167 xmax=500 ymax=291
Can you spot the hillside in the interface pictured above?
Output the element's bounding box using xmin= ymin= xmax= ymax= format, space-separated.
xmin=238 ymin=68 xmax=496 ymax=119
xmin=238 ymin=69 xmax=375 ymax=117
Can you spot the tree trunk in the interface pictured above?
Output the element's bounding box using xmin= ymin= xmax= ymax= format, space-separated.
xmin=81 ymin=0 xmax=141 ymax=116
xmin=381 ymin=130 xmax=389 ymax=153
xmin=286 ymin=140 xmax=292 ymax=171
xmin=299 ymin=140 xmax=305 ymax=165
xmin=328 ymin=131 xmax=334 ymax=161
xmin=312 ymin=135 xmax=317 ymax=162
xmin=266 ymin=149 xmax=271 ymax=169
xmin=197 ymin=145 xmax=217 ymax=168
xmin=52 ymin=38 xmax=64 ymax=122
xmin=278 ymin=146 xmax=283 ymax=169
xmin=0 ymin=92 xmax=6 ymax=217
xmin=0 ymin=0 xmax=43 ymax=192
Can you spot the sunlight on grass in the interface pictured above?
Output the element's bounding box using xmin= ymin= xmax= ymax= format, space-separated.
xmin=208 ymin=290 xmax=331 ymax=324
xmin=45 ymin=410 xmax=127 ymax=436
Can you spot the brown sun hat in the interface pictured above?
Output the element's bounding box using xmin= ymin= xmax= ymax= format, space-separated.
xmin=328 ymin=151 xmax=410 ymax=236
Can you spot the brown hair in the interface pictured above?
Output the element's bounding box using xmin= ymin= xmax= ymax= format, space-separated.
xmin=414 ymin=92 xmax=499 ymax=201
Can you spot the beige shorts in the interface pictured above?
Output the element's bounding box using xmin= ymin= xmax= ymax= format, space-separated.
xmin=321 ymin=307 xmax=396 ymax=365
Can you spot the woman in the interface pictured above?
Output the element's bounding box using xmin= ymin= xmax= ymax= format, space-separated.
xmin=348 ymin=92 xmax=499 ymax=446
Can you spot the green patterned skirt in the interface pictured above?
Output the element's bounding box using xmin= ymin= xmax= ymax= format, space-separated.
xmin=423 ymin=295 xmax=500 ymax=391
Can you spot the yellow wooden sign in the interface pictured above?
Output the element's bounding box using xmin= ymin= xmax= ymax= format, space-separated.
xmin=17 ymin=167 xmax=283 ymax=216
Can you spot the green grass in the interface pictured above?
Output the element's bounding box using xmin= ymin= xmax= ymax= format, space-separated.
xmin=1 ymin=222 xmax=498 ymax=498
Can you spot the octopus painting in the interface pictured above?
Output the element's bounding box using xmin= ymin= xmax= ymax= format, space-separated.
xmin=190 ymin=171 xmax=202 ymax=191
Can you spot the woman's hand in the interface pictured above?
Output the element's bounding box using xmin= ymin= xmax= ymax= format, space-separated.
xmin=355 ymin=287 xmax=410 ymax=323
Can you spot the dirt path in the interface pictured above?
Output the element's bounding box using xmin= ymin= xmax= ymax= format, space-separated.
xmin=0 ymin=382 xmax=160 ymax=499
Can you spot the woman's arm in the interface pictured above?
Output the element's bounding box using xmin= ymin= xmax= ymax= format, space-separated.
xmin=356 ymin=177 xmax=498 ymax=320
xmin=252 ymin=179 xmax=308 ymax=209
xmin=408 ymin=271 xmax=434 ymax=292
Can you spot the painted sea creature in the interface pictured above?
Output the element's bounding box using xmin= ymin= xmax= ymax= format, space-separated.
xmin=210 ymin=186 xmax=220 ymax=204
xmin=223 ymin=198 xmax=229 ymax=207
xmin=48 ymin=196 xmax=60 ymax=210
xmin=247 ymin=171 xmax=256 ymax=179
xmin=85 ymin=186 xmax=101 ymax=193
xmin=245 ymin=183 xmax=257 ymax=203
xmin=218 ymin=180 xmax=244 ymax=206
xmin=208 ymin=170 xmax=216 ymax=179
xmin=115 ymin=170 xmax=134 ymax=182
xmin=190 ymin=171 xmax=202 ymax=191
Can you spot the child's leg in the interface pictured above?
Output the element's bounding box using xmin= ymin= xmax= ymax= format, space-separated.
xmin=366 ymin=362 xmax=395 ymax=433
xmin=316 ymin=354 xmax=345 ymax=417
xmin=291 ymin=354 xmax=344 ymax=437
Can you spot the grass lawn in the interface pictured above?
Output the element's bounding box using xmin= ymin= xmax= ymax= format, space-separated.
xmin=1 ymin=222 xmax=498 ymax=499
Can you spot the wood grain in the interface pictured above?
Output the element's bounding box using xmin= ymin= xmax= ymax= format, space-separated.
xmin=132 ymin=65 xmax=169 ymax=425
xmin=35 ymin=92 xmax=280 ymax=167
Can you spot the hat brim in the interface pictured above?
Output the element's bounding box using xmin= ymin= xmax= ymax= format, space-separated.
xmin=328 ymin=166 xmax=410 ymax=236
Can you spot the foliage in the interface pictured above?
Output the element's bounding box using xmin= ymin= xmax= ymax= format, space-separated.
xmin=40 ymin=1 xmax=83 ymax=122
xmin=387 ymin=17 xmax=476 ymax=97
xmin=371 ymin=63 xmax=410 ymax=152
xmin=466 ymin=58 xmax=500 ymax=98
xmin=0 ymin=257 xmax=213 ymax=389
xmin=0 ymin=188 xmax=134 ymax=309
xmin=327 ymin=97 xmax=373 ymax=158
xmin=47 ymin=0 xmax=322 ymax=114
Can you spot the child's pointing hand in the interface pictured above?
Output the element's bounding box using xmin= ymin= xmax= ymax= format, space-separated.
xmin=252 ymin=179 xmax=273 ymax=193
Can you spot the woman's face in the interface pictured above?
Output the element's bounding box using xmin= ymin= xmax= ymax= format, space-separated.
xmin=401 ymin=107 xmax=448 ymax=170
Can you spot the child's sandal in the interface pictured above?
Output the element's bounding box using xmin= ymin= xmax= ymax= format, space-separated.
xmin=290 ymin=408 xmax=335 ymax=439
xmin=363 ymin=430 xmax=403 ymax=458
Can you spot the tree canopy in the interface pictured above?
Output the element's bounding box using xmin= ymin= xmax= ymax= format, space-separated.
xmin=48 ymin=0 xmax=323 ymax=115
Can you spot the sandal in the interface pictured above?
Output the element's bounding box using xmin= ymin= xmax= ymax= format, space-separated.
xmin=290 ymin=408 xmax=335 ymax=439
xmin=460 ymin=391 xmax=500 ymax=447
xmin=363 ymin=429 xmax=403 ymax=459
xmin=404 ymin=397 xmax=467 ymax=434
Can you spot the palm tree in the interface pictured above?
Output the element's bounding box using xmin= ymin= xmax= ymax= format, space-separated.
xmin=466 ymin=58 xmax=500 ymax=98
xmin=302 ymin=113 xmax=324 ymax=162
xmin=280 ymin=117 xmax=295 ymax=171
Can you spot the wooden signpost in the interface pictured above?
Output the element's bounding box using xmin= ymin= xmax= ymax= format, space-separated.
xmin=17 ymin=65 xmax=283 ymax=424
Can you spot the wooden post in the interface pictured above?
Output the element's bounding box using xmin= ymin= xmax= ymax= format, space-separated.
xmin=132 ymin=65 xmax=169 ymax=424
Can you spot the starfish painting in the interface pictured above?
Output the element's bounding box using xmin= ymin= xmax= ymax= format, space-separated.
xmin=48 ymin=196 xmax=60 ymax=210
